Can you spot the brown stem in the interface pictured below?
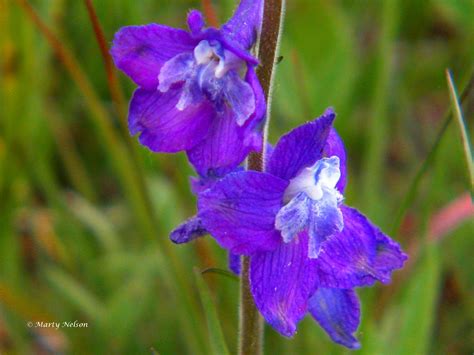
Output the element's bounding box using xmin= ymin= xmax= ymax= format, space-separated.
xmin=239 ymin=1 xmax=285 ymax=354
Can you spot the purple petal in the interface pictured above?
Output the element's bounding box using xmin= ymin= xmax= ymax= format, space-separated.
xmin=111 ymin=24 xmax=198 ymax=90
xmin=307 ymin=189 xmax=344 ymax=258
xmin=157 ymin=52 xmax=195 ymax=93
xmin=223 ymin=71 xmax=255 ymax=126
xmin=129 ymin=87 xmax=214 ymax=153
xmin=228 ymin=252 xmax=241 ymax=275
xmin=187 ymin=105 xmax=262 ymax=177
xmin=316 ymin=206 xmax=408 ymax=288
xmin=198 ymin=171 xmax=288 ymax=255
xmin=244 ymin=66 xmax=266 ymax=132
xmin=187 ymin=10 xmax=205 ymax=35
xmin=267 ymin=108 xmax=335 ymax=181
xmin=275 ymin=192 xmax=310 ymax=243
xmin=222 ymin=0 xmax=263 ymax=50
xmin=250 ymin=232 xmax=318 ymax=336
xmin=170 ymin=216 xmax=207 ymax=244
xmin=309 ymin=288 xmax=361 ymax=349
xmin=190 ymin=167 xmax=244 ymax=195
xmin=323 ymin=128 xmax=347 ymax=194
xmin=275 ymin=191 xmax=343 ymax=259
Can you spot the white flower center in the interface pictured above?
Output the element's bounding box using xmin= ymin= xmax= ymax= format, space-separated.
xmin=193 ymin=40 xmax=241 ymax=79
xmin=283 ymin=156 xmax=342 ymax=203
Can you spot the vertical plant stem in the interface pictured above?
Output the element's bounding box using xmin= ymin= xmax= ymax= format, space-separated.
xmin=240 ymin=0 xmax=285 ymax=354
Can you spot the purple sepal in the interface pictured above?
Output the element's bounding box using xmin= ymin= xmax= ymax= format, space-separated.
xmin=187 ymin=105 xmax=263 ymax=177
xmin=187 ymin=10 xmax=205 ymax=35
xmin=228 ymin=252 xmax=241 ymax=275
xmin=250 ymin=232 xmax=318 ymax=336
xmin=222 ymin=0 xmax=264 ymax=50
xmin=128 ymin=87 xmax=214 ymax=153
xmin=170 ymin=215 xmax=207 ymax=244
xmin=198 ymin=171 xmax=288 ymax=255
xmin=309 ymin=288 xmax=361 ymax=349
xmin=111 ymin=24 xmax=198 ymax=90
xmin=267 ymin=108 xmax=335 ymax=181
xmin=316 ymin=206 xmax=408 ymax=288
xmin=323 ymin=128 xmax=347 ymax=193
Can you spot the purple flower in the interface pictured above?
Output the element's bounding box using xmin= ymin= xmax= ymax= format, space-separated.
xmin=197 ymin=108 xmax=408 ymax=348
xmin=111 ymin=0 xmax=265 ymax=177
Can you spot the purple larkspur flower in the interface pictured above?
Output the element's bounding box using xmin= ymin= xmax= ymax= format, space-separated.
xmin=111 ymin=0 xmax=265 ymax=177
xmin=197 ymin=108 xmax=408 ymax=348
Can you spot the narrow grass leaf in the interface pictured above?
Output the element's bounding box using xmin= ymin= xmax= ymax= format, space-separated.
xmin=66 ymin=193 xmax=121 ymax=251
xmin=44 ymin=267 xmax=104 ymax=321
xmin=446 ymin=69 xmax=474 ymax=197
xmin=201 ymin=268 xmax=239 ymax=282
xmin=194 ymin=268 xmax=230 ymax=355
xmin=391 ymin=73 xmax=474 ymax=236
xmin=393 ymin=245 xmax=441 ymax=355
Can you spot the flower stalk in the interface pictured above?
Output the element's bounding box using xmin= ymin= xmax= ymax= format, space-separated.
xmin=240 ymin=0 xmax=285 ymax=354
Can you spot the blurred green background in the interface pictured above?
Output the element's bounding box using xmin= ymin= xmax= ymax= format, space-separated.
xmin=1 ymin=0 xmax=473 ymax=354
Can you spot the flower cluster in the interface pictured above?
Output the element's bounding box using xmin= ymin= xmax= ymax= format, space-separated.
xmin=111 ymin=0 xmax=265 ymax=177
xmin=111 ymin=0 xmax=407 ymax=349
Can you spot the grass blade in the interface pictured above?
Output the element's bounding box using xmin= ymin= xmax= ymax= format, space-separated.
xmin=446 ymin=69 xmax=474 ymax=197
xmin=44 ymin=267 xmax=104 ymax=321
xmin=393 ymin=245 xmax=441 ymax=355
xmin=201 ymin=267 xmax=239 ymax=282
xmin=194 ymin=268 xmax=230 ymax=355
xmin=391 ymin=73 xmax=474 ymax=236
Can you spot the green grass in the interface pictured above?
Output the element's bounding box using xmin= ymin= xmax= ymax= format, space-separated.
xmin=1 ymin=0 xmax=473 ymax=354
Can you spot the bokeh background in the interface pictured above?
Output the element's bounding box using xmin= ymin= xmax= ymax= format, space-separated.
xmin=1 ymin=0 xmax=473 ymax=354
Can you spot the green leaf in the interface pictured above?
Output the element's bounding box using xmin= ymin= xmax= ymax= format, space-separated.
xmin=201 ymin=268 xmax=239 ymax=282
xmin=44 ymin=267 xmax=104 ymax=321
xmin=446 ymin=70 xmax=474 ymax=198
xmin=194 ymin=268 xmax=230 ymax=355
xmin=393 ymin=245 xmax=441 ymax=355
xmin=66 ymin=193 xmax=121 ymax=251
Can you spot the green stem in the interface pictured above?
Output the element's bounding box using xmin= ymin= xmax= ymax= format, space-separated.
xmin=239 ymin=0 xmax=285 ymax=354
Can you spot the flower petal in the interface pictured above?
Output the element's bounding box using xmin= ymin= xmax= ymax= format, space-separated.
xmin=323 ymin=128 xmax=347 ymax=193
xmin=250 ymin=233 xmax=318 ymax=336
xmin=267 ymin=108 xmax=335 ymax=181
xmin=316 ymin=206 xmax=408 ymax=288
xmin=244 ymin=66 xmax=266 ymax=131
xmin=187 ymin=10 xmax=205 ymax=35
xmin=157 ymin=52 xmax=195 ymax=93
xmin=198 ymin=171 xmax=288 ymax=255
xmin=228 ymin=252 xmax=241 ymax=275
xmin=170 ymin=215 xmax=207 ymax=244
xmin=223 ymin=71 xmax=256 ymax=126
xmin=187 ymin=105 xmax=262 ymax=177
xmin=111 ymin=24 xmax=197 ymax=90
xmin=275 ymin=190 xmax=343 ymax=259
xmin=275 ymin=192 xmax=310 ymax=243
xmin=309 ymin=288 xmax=361 ymax=349
xmin=222 ymin=0 xmax=263 ymax=50
xmin=129 ymin=87 xmax=214 ymax=153
xmin=307 ymin=188 xmax=344 ymax=258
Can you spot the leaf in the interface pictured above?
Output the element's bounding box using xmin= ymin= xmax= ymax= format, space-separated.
xmin=446 ymin=69 xmax=474 ymax=198
xmin=194 ymin=268 xmax=230 ymax=355
xmin=66 ymin=193 xmax=121 ymax=251
xmin=44 ymin=267 xmax=104 ymax=321
xmin=201 ymin=267 xmax=239 ymax=282
xmin=393 ymin=245 xmax=441 ymax=355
